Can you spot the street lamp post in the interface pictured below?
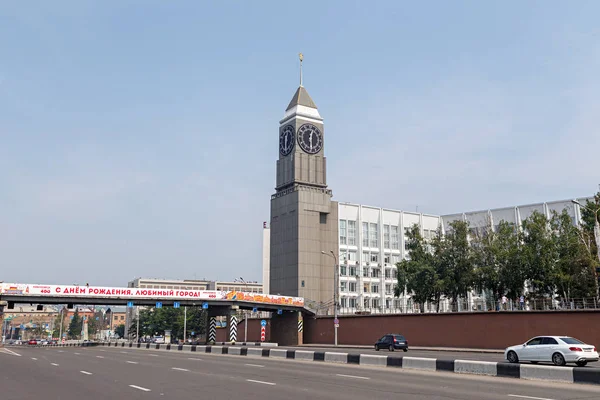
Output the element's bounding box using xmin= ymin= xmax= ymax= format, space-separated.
xmin=322 ymin=250 xmax=339 ymax=346
xmin=183 ymin=306 xmax=187 ymax=344
xmin=235 ymin=277 xmax=249 ymax=343
xmin=572 ymin=200 xmax=600 ymax=263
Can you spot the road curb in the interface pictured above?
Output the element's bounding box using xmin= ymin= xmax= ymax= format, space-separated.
xmin=51 ymin=342 xmax=600 ymax=386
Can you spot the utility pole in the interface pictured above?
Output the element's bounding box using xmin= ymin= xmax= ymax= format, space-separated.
xmin=322 ymin=250 xmax=339 ymax=346
xmin=183 ymin=306 xmax=187 ymax=343
xmin=235 ymin=277 xmax=249 ymax=343
xmin=136 ymin=307 xmax=140 ymax=342
xmin=58 ymin=307 xmax=64 ymax=341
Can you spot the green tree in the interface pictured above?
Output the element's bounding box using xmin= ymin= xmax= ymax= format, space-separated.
xmin=472 ymin=220 xmax=524 ymax=302
xmin=114 ymin=324 xmax=125 ymax=338
xmin=438 ymin=220 xmax=475 ymax=309
xmin=580 ymin=193 xmax=600 ymax=264
xmin=521 ymin=210 xmax=557 ymax=300
xmin=52 ymin=312 xmax=65 ymax=339
xmin=68 ymin=309 xmax=82 ymax=339
xmin=551 ymin=209 xmax=597 ymax=300
xmin=128 ymin=317 xmax=138 ymax=339
xmin=395 ymin=224 xmax=442 ymax=312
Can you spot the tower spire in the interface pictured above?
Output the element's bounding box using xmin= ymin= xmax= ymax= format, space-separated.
xmin=299 ymin=52 xmax=304 ymax=87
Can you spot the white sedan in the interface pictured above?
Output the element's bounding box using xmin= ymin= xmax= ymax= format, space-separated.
xmin=505 ymin=336 xmax=598 ymax=367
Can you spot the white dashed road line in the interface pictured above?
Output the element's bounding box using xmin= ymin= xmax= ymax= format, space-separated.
xmin=129 ymin=385 xmax=151 ymax=392
xmin=171 ymin=367 xmax=189 ymax=372
xmin=127 ymin=361 xmax=138 ymax=364
xmin=51 ymin=363 xmax=59 ymax=366
xmin=187 ymin=358 xmax=202 ymax=361
xmin=246 ymin=379 xmax=276 ymax=386
xmin=80 ymin=371 xmax=92 ymax=375
xmin=96 ymin=356 xmax=104 ymax=359
xmin=244 ymin=363 xmax=264 ymax=368
xmin=1 ymin=348 xmax=21 ymax=357
xmin=31 ymin=358 xmax=37 ymax=361
xmin=507 ymin=396 xmax=555 ymax=400
xmin=74 ymin=352 xmax=81 ymax=355
xmin=336 ymin=374 xmax=370 ymax=380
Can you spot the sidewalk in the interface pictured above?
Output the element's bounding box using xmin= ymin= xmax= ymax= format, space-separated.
xmin=298 ymin=344 xmax=504 ymax=354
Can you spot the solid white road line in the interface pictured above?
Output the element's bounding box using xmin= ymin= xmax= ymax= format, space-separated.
xmin=51 ymin=363 xmax=59 ymax=366
xmin=336 ymin=374 xmax=370 ymax=380
xmin=96 ymin=356 xmax=104 ymax=359
xmin=246 ymin=379 xmax=276 ymax=386
xmin=171 ymin=367 xmax=189 ymax=372
xmin=508 ymin=395 xmax=556 ymax=400
xmin=80 ymin=371 xmax=92 ymax=375
xmin=187 ymin=358 xmax=202 ymax=361
xmin=129 ymin=385 xmax=151 ymax=392
xmin=1 ymin=348 xmax=22 ymax=357
xmin=126 ymin=361 xmax=138 ymax=364
xmin=244 ymin=363 xmax=265 ymax=368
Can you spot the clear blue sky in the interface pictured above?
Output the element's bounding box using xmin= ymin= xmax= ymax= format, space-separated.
xmin=2 ymin=1 xmax=599 ymax=285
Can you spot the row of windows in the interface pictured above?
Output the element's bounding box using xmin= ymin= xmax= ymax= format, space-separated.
xmin=340 ymin=221 xmax=401 ymax=249
xmin=340 ymin=298 xmax=405 ymax=309
xmin=139 ymin=284 xmax=208 ymax=290
xmin=339 ymin=251 xmax=402 ymax=265
xmin=339 ymin=265 xmax=398 ymax=278
xmin=339 ymin=282 xmax=395 ymax=294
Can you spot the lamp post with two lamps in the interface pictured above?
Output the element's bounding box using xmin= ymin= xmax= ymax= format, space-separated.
xmin=322 ymin=250 xmax=339 ymax=346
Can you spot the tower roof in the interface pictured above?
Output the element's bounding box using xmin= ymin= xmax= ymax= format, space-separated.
xmin=286 ymin=86 xmax=317 ymax=111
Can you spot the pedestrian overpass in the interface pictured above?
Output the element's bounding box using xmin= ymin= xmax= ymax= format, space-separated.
xmin=0 ymin=282 xmax=312 ymax=346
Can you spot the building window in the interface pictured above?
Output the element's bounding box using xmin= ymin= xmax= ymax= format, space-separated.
xmin=384 ymin=224 xmax=390 ymax=248
xmin=363 ymin=267 xmax=369 ymax=277
xmin=340 ymin=250 xmax=347 ymax=263
xmin=363 ymin=283 xmax=369 ymax=293
xmin=339 ymin=220 xmax=347 ymax=245
xmin=301 ymin=280 xmax=305 ymax=287
xmin=364 ymin=298 xmax=369 ymax=308
xmin=391 ymin=226 xmax=399 ymax=249
xmin=349 ymin=266 xmax=357 ymax=276
xmin=372 ymin=284 xmax=379 ymax=293
xmin=340 ymin=282 xmax=347 ymax=292
xmin=349 ymin=298 xmax=357 ymax=308
xmin=385 ymin=269 xmax=391 ymax=279
xmin=371 ymin=268 xmax=380 ymax=278
xmin=340 ymin=265 xmax=347 ymax=276
xmin=369 ymin=223 xmax=378 ymax=247
xmin=341 ymin=298 xmax=348 ymax=308
xmin=393 ymin=269 xmax=398 ymax=278
xmin=362 ymin=222 xmax=369 ymax=246
xmin=348 ymin=221 xmax=356 ymax=245
xmin=385 ymin=299 xmax=391 ymax=308
xmin=385 ymin=284 xmax=392 ymax=294
xmin=384 ymin=254 xmax=390 ymax=264
xmin=348 ymin=251 xmax=357 ymax=261
xmin=349 ymin=282 xmax=357 ymax=292
xmin=370 ymin=253 xmax=379 ymax=263
xmin=362 ymin=252 xmax=369 ymax=263
xmin=391 ymin=254 xmax=400 ymax=264
xmin=372 ymin=298 xmax=379 ymax=308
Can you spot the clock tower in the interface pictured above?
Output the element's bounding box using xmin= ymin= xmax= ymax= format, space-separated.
xmin=269 ymin=55 xmax=339 ymax=308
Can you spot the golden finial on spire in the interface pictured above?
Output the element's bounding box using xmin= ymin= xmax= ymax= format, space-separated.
xmin=299 ymin=53 xmax=304 ymax=86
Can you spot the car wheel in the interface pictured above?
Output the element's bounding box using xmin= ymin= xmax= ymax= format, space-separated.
xmin=552 ymin=352 xmax=566 ymax=366
xmin=507 ymin=351 xmax=519 ymax=363
xmin=576 ymin=360 xmax=588 ymax=367
xmin=403 ymin=349 xmax=408 ymax=352
xmin=375 ymin=345 xmax=379 ymax=351
xmin=389 ymin=344 xmax=394 ymax=352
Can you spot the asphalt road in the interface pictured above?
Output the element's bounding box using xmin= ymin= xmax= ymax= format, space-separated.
xmin=2 ymin=346 xmax=600 ymax=400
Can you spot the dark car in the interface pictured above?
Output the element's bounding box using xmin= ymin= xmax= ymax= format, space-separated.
xmin=375 ymin=334 xmax=408 ymax=352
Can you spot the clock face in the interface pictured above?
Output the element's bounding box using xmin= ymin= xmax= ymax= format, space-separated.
xmin=297 ymin=123 xmax=323 ymax=154
xmin=279 ymin=125 xmax=295 ymax=156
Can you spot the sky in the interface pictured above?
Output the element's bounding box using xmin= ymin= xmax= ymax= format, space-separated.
xmin=1 ymin=1 xmax=599 ymax=286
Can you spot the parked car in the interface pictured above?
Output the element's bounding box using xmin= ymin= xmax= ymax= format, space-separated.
xmin=27 ymin=339 xmax=38 ymax=345
xmin=505 ymin=336 xmax=599 ymax=367
xmin=374 ymin=333 xmax=408 ymax=352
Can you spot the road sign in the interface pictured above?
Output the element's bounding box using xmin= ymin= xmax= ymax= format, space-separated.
xmin=260 ymin=320 xmax=267 ymax=327
xmin=127 ymin=301 xmax=134 ymax=308
xmin=333 ymin=318 xmax=339 ymax=325
xmin=191 ymin=331 xmax=195 ymax=336
xmin=260 ymin=326 xmax=266 ymax=342
xmin=156 ymin=302 xmax=163 ymax=309
xmin=173 ymin=302 xmax=180 ymax=309
xmin=252 ymin=307 xmax=258 ymax=313
xmin=202 ymin=302 xmax=209 ymax=309
xmin=277 ymin=309 xmax=282 ymax=315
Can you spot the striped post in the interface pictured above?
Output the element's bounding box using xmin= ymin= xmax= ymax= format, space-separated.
xmin=208 ymin=317 xmax=216 ymax=343
xmin=229 ymin=315 xmax=238 ymax=343
xmin=297 ymin=318 xmax=303 ymax=333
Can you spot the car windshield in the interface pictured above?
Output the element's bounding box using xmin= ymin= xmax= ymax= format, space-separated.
xmin=559 ymin=337 xmax=584 ymax=345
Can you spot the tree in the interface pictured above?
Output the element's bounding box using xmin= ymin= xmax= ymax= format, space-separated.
xmin=395 ymin=224 xmax=443 ymax=312
xmin=580 ymin=193 xmax=600 ymax=264
xmin=52 ymin=312 xmax=65 ymax=339
xmin=551 ymin=209 xmax=597 ymax=300
xmin=128 ymin=317 xmax=138 ymax=339
xmin=520 ymin=211 xmax=557 ymax=300
xmin=472 ymin=220 xmax=525 ymax=303
xmin=114 ymin=324 xmax=125 ymax=338
xmin=68 ymin=309 xmax=82 ymax=339
xmin=438 ymin=220 xmax=475 ymax=308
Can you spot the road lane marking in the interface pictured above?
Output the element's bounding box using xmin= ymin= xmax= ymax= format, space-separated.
xmin=74 ymin=353 xmax=81 ymax=355
xmin=1 ymin=348 xmax=21 ymax=357
xmin=31 ymin=358 xmax=38 ymax=361
xmin=120 ymin=351 xmax=128 ymax=354
xmin=336 ymin=374 xmax=370 ymax=380
xmin=129 ymin=385 xmax=151 ymax=392
xmin=508 ymin=396 xmax=555 ymax=400
xmin=96 ymin=356 xmax=104 ymax=359
xmin=247 ymin=379 xmax=275 ymax=386
xmin=80 ymin=371 xmax=92 ymax=375
xmin=51 ymin=363 xmax=59 ymax=366
xmin=99 ymin=350 xmax=106 ymax=352
xmin=127 ymin=361 xmax=139 ymax=364
xmin=58 ymin=350 xmax=64 ymax=353
xmin=244 ymin=363 xmax=264 ymax=368
xmin=187 ymin=358 xmax=202 ymax=361
xmin=171 ymin=367 xmax=189 ymax=372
